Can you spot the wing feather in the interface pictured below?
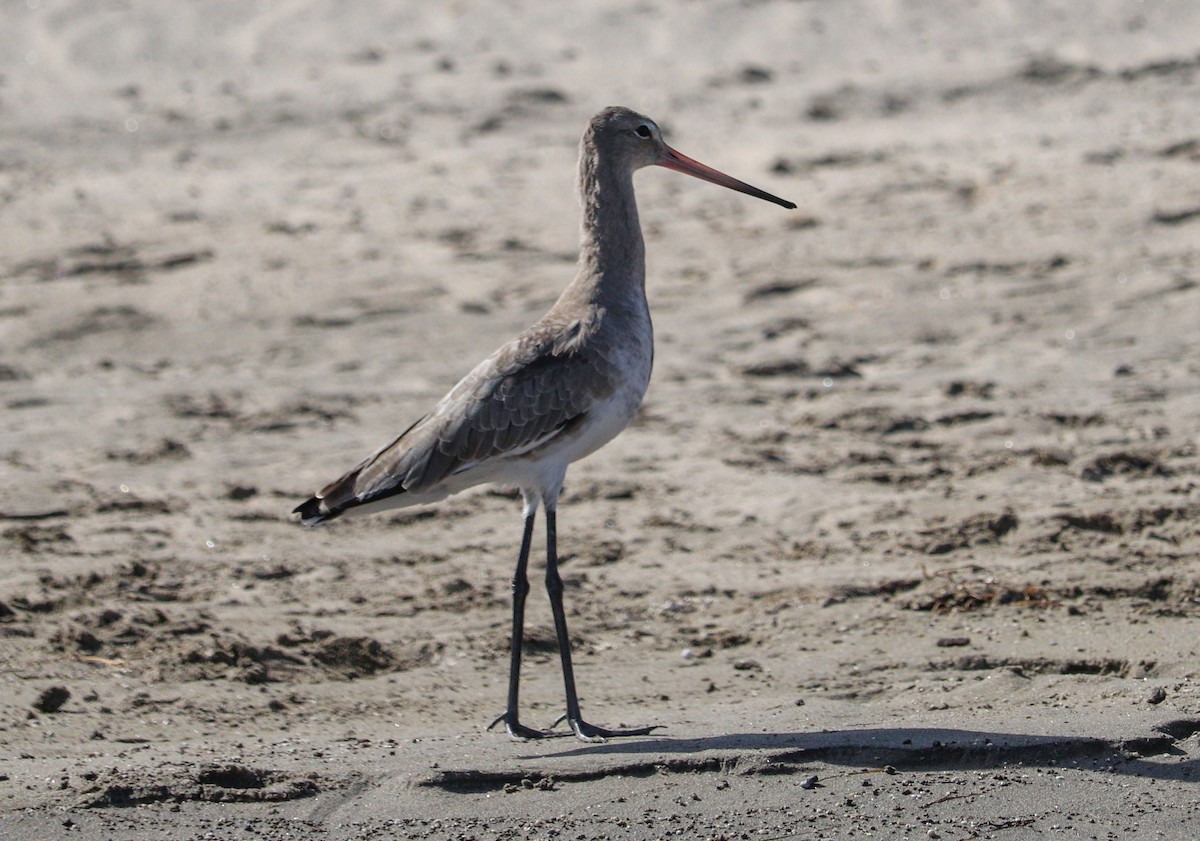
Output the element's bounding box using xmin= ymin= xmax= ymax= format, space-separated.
xmin=311 ymin=315 xmax=617 ymax=516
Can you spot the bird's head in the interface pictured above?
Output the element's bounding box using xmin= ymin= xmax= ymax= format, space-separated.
xmin=584 ymin=106 xmax=796 ymax=210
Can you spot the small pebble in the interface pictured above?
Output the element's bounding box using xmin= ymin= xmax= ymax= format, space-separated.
xmin=34 ymin=686 xmax=70 ymax=713
xmin=936 ymin=637 xmax=970 ymax=648
xmin=1147 ymin=687 xmax=1167 ymax=705
xmin=800 ymin=775 xmax=819 ymax=790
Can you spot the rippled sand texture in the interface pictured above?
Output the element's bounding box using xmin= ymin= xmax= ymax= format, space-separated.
xmin=2 ymin=2 xmax=1199 ymax=838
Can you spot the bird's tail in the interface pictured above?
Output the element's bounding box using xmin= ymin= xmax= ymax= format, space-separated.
xmin=292 ymin=495 xmax=339 ymax=526
xmin=292 ymin=416 xmax=425 ymax=526
xmin=293 ymin=459 xmax=413 ymax=525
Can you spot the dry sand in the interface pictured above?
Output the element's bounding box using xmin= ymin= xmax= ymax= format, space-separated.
xmin=2 ymin=1 xmax=1200 ymax=838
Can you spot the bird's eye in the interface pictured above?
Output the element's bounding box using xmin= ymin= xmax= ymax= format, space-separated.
xmin=635 ymin=125 xmax=652 ymax=139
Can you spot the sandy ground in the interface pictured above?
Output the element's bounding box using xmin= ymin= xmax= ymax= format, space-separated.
xmin=3 ymin=1 xmax=1200 ymax=838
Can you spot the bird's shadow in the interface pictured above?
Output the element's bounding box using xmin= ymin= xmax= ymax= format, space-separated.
xmin=505 ymin=719 xmax=1200 ymax=784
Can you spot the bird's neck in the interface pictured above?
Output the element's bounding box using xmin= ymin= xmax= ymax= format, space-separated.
xmin=574 ymin=148 xmax=646 ymax=301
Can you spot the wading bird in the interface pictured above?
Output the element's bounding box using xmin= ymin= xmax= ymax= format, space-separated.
xmin=295 ymin=107 xmax=794 ymax=741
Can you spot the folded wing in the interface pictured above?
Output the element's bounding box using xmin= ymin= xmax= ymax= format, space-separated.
xmin=295 ymin=319 xmax=614 ymax=523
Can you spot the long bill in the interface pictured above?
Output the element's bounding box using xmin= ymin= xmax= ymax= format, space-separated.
xmin=657 ymin=145 xmax=796 ymax=210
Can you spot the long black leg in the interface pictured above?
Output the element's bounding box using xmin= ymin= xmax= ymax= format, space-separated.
xmin=544 ymin=508 xmax=658 ymax=742
xmin=486 ymin=511 xmax=549 ymax=739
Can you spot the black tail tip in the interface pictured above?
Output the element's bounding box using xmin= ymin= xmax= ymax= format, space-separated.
xmin=293 ymin=497 xmax=334 ymax=526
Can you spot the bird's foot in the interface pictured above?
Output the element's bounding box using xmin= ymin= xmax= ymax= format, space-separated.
xmin=550 ymin=713 xmax=660 ymax=743
xmin=486 ymin=712 xmax=554 ymax=740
